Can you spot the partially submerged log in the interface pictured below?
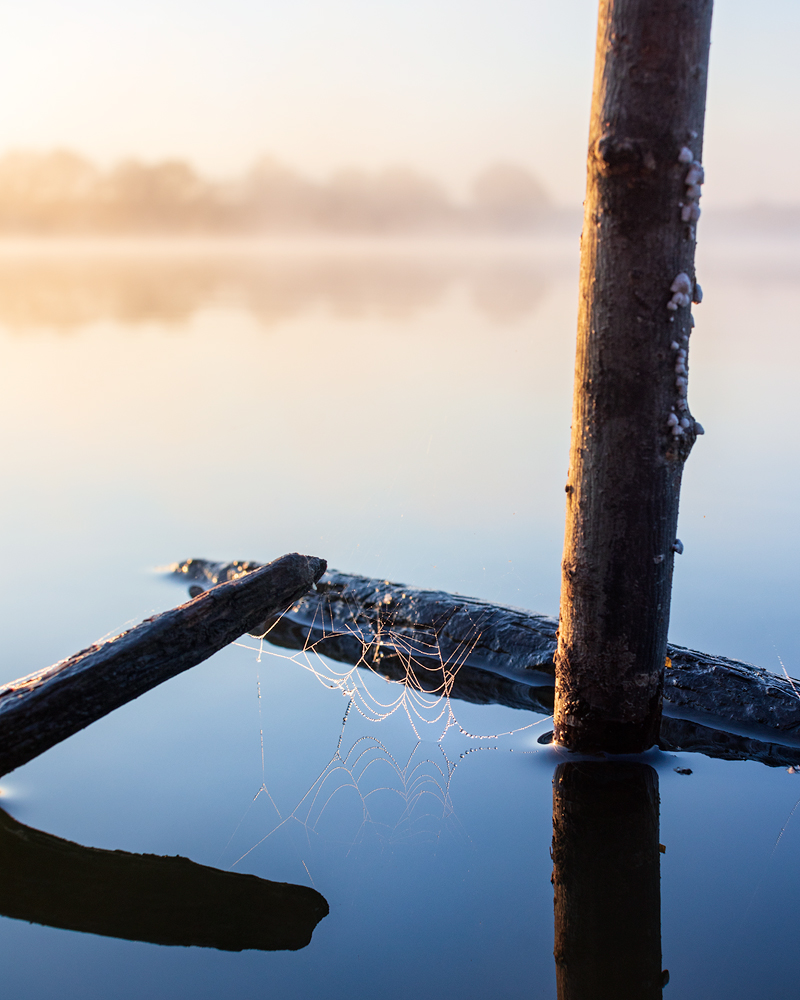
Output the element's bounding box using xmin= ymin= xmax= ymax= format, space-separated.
xmin=171 ymin=559 xmax=800 ymax=768
xmin=0 ymin=553 xmax=326 ymax=777
xmin=0 ymin=806 xmax=328 ymax=951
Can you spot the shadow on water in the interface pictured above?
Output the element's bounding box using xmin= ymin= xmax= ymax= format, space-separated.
xmin=552 ymin=762 xmax=665 ymax=1000
xmin=0 ymin=806 xmax=328 ymax=951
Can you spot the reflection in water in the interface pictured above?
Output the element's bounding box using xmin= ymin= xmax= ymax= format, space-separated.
xmin=0 ymin=227 xmax=797 ymax=998
xmin=552 ymin=763 xmax=663 ymax=1000
xmin=228 ymin=729 xmax=463 ymax=866
xmin=0 ymin=247 xmax=553 ymax=330
xmin=0 ymin=805 xmax=328 ymax=951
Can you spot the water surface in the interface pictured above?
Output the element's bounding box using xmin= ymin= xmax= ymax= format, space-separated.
xmin=1 ymin=235 xmax=799 ymax=998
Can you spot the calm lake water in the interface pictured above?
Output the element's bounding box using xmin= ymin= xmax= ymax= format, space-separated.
xmin=1 ymin=234 xmax=799 ymax=998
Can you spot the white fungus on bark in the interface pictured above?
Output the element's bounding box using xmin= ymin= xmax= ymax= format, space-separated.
xmin=672 ymin=539 xmax=684 ymax=554
xmin=667 ymin=272 xmax=693 ymax=311
xmin=667 ymin=273 xmax=702 ymax=313
xmin=685 ymin=164 xmax=704 ymax=186
xmin=678 ymin=148 xmax=704 ymax=223
xmin=681 ymin=203 xmax=701 ymax=223
xmin=668 ymin=341 xmax=693 ymax=435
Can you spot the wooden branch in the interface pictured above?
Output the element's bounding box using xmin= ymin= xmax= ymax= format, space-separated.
xmin=555 ymin=0 xmax=714 ymax=752
xmin=171 ymin=560 xmax=800 ymax=769
xmin=0 ymin=805 xmax=328 ymax=951
xmin=0 ymin=552 xmax=326 ymax=777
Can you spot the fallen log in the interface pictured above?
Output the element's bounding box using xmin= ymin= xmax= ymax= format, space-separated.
xmin=0 ymin=805 xmax=328 ymax=951
xmin=170 ymin=559 xmax=800 ymax=768
xmin=0 ymin=552 xmax=326 ymax=777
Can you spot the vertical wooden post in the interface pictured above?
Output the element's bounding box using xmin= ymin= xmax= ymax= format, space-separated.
xmin=552 ymin=762 xmax=663 ymax=1000
xmin=554 ymin=0 xmax=714 ymax=753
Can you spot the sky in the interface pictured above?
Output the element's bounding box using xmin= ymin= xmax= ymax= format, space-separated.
xmin=0 ymin=0 xmax=797 ymax=207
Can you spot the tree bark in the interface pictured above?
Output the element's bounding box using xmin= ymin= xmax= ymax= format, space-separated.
xmin=0 ymin=552 xmax=326 ymax=777
xmin=170 ymin=560 xmax=800 ymax=769
xmin=555 ymin=0 xmax=714 ymax=752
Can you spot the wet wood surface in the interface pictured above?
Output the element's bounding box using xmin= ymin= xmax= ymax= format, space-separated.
xmin=0 ymin=553 xmax=326 ymax=777
xmin=172 ymin=559 xmax=800 ymax=768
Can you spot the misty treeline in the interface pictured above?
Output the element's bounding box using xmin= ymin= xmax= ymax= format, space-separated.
xmin=0 ymin=150 xmax=554 ymax=235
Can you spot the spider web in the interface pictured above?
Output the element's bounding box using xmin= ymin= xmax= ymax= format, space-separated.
xmin=217 ymin=593 xmax=552 ymax=869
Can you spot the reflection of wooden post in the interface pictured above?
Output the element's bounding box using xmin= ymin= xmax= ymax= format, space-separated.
xmin=552 ymin=762 xmax=663 ymax=1000
xmin=554 ymin=0 xmax=714 ymax=753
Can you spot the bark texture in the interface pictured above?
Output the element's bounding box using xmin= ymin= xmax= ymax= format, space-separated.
xmin=555 ymin=0 xmax=714 ymax=752
xmin=552 ymin=763 xmax=663 ymax=1000
xmin=0 ymin=806 xmax=328 ymax=950
xmin=0 ymin=552 xmax=326 ymax=776
xmin=170 ymin=560 xmax=800 ymax=768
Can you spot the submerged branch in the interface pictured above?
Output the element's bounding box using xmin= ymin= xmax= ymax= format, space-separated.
xmin=172 ymin=559 xmax=800 ymax=768
xmin=0 ymin=552 xmax=326 ymax=777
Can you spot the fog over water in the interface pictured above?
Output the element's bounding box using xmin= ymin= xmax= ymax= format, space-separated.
xmin=0 ymin=1 xmax=799 ymax=994
xmin=1 ymin=0 xmax=798 ymax=207
xmin=0 ymin=151 xmax=554 ymax=235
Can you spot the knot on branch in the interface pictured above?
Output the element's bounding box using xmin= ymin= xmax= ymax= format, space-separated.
xmin=594 ymin=135 xmax=656 ymax=175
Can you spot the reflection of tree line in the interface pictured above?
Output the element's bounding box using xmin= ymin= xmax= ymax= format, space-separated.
xmin=0 ymin=254 xmax=550 ymax=330
xmin=0 ymin=150 xmax=560 ymax=235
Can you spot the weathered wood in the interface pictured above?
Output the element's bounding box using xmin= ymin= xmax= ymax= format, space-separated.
xmin=171 ymin=560 xmax=800 ymax=768
xmin=552 ymin=763 xmax=663 ymax=999
xmin=0 ymin=805 xmax=328 ymax=951
xmin=0 ymin=552 xmax=326 ymax=777
xmin=555 ymin=0 xmax=714 ymax=752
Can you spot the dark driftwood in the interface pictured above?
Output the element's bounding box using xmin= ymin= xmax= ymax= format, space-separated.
xmin=0 ymin=553 xmax=326 ymax=777
xmin=171 ymin=560 xmax=800 ymax=768
xmin=0 ymin=806 xmax=328 ymax=951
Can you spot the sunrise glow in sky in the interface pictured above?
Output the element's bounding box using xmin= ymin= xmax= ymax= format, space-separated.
xmin=0 ymin=0 xmax=797 ymax=207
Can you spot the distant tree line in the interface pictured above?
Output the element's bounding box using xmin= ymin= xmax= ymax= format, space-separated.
xmin=0 ymin=150 xmax=553 ymax=235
